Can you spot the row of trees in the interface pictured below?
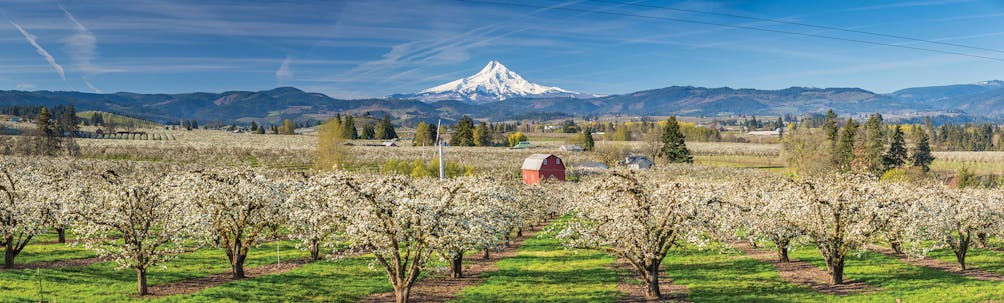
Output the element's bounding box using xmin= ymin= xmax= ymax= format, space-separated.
xmin=783 ymin=110 xmax=933 ymax=176
xmin=558 ymin=165 xmax=1004 ymax=299
xmin=0 ymin=157 xmax=559 ymax=302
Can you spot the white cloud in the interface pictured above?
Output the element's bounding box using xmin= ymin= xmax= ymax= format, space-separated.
xmin=275 ymin=56 xmax=293 ymax=84
xmin=62 ymin=5 xmax=110 ymax=92
xmin=9 ymin=19 xmax=65 ymax=80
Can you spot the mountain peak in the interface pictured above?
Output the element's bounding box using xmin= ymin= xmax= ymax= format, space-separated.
xmin=401 ymin=60 xmax=588 ymax=103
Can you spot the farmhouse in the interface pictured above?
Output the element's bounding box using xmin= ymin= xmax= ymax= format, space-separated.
xmin=621 ymin=155 xmax=654 ymax=170
xmin=521 ymin=154 xmax=565 ymax=185
xmin=559 ymin=144 xmax=583 ymax=152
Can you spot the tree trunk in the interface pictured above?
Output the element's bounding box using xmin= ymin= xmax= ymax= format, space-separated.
xmin=449 ymin=252 xmax=464 ymax=278
xmin=890 ymin=241 xmax=903 ymax=255
xmin=954 ymin=238 xmax=970 ymax=271
xmin=517 ymin=228 xmax=524 ymax=238
xmin=394 ymin=285 xmax=412 ymax=303
xmin=308 ymin=238 xmax=320 ymax=262
xmin=644 ymin=262 xmax=662 ymax=299
xmin=3 ymin=244 xmax=14 ymax=269
xmin=826 ymin=256 xmax=845 ymax=284
xmin=775 ymin=242 xmax=789 ymax=263
xmin=232 ymin=253 xmax=247 ymax=279
xmin=976 ymin=233 xmax=988 ymax=248
xmin=136 ymin=268 xmax=148 ymax=295
xmin=482 ymin=248 xmax=490 ymax=260
xmin=57 ymin=228 xmax=66 ymax=244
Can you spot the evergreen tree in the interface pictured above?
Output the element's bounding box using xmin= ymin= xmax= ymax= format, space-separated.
xmin=342 ymin=115 xmax=358 ymax=139
xmin=822 ymin=109 xmax=838 ymax=146
xmin=362 ymin=124 xmax=376 ymax=139
xmin=882 ymin=125 xmax=908 ymax=170
xmin=59 ymin=104 xmax=79 ymax=134
xmin=375 ymin=115 xmax=398 ymax=139
xmin=861 ymin=113 xmax=885 ymax=174
xmin=413 ymin=121 xmax=435 ymax=146
xmin=256 ymin=126 xmax=265 ymax=134
xmin=450 ymin=116 xmax=476 ymax=146
xmin=249 ymin=121 xmax=258 ymax=132
xmin=583 ymin=128 xmax=595 ymax=152
xmin=834 ymin=118 xmax=857 ymax=171
xmin=912 ymin=129 xmax=935 ymax=171
xmin=656 ymin=116 xmax=692 ymax=163
xmin=472 ymin=122 xmax=491 ymax=146
xmin=36 ymin=107 xmax=61 ymax=155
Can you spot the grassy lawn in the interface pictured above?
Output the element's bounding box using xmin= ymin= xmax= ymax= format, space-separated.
xmin=927 ymin=247 xmax=1004 ymax=274
xmin=664 ymin=245 xmax=1004 ymax=302
xmin=451 ymin=223 xmax=621 ymax=303
xmin=0 ymin=240 xmax=307 ymax=302
xmin=14 ymin=242 xmax=96 ymax=265
xmin=153 ymin=256 xmax=390 ymax=303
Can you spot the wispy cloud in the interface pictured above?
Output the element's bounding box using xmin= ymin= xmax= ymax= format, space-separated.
xmin=62 ymin=5 xmax=110 ymax=92
xmin=275 ymin=56 xmax=293 ymax=84
xmin=9 ymin=19 xmax=65 ymax=80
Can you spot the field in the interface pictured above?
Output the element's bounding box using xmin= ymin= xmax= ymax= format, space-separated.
xmin=4 ymin=127 xmax=1004 ymax=303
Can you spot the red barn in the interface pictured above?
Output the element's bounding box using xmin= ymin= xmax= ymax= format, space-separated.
xmin=521 ymin=154 xmax=565 ymax=185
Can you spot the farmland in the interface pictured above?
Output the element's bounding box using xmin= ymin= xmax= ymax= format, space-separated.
xmin=4 ymin=125 xmax=1004 ymax=303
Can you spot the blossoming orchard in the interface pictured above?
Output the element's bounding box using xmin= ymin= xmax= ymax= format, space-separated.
xmin=3 ymin=121 xmax=1004 ymax=302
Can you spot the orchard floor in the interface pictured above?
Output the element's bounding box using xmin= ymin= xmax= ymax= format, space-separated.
xmin=7 ymin=230 xmax=1004 ymax=302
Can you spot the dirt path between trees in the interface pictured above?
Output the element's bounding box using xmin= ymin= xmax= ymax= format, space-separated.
xmin=611 ymin=258 xmax=689 ymax=303
xmin=866 ymin=245 xmax=1004 ymax=281
xmin=734 ymin=243 xmax=877 ymax=295
xmin=359 ymin=222 xmax=549 ymax=303
xmin=145 ymin=258 xmax=311 ymax=297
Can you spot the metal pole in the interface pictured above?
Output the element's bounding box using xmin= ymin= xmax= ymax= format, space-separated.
xmin=437 ymin=119 xmax=445 ymax=180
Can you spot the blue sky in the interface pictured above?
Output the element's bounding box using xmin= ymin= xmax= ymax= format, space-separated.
xmin=2 ymin=0 xmax=1004 ymax=98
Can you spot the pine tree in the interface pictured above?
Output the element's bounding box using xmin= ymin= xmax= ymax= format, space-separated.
xmin=882 ymin=125 xmax=908 ymax=170
xmin=375 ymin=115 xmax=397 ymax=139
xmin=36 ymin=107 xmax=61 ymax=155
xmin=861 ymin=113 xmax=885 ymax=175
xmin=342 ymin=116 xmax=358 ymax=139
xmin=362 ymin=124 xmax=376 ymax=139
xmin=656 ymin=116 xmax=692 ymax=163
xmin=450 ymin=116 xmax=475 ymax=146
xmin=249 ymin=121 xmax=258 ymax=132
xmin=834 ymin=118 xmax=857 ymax=171
xmin=912 ymin=129 xmax=935 ymax=171
xmin=472 ymin=122 xmax=491 ymax=146
xmin=583 ymin=128 xmax=595 ymax=151
xmin=822 ymin=109 xmax=838 ymax=144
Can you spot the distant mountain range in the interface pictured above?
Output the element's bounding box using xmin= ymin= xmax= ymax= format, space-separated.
xmin=2 ymin=63 xmax=1004 ymax=125
xmin=390 ymin=61 xmax=594 ymax=103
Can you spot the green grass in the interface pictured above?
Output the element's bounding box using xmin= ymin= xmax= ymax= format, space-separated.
xmin=927 ymin=247 xmax=1004 ymax=274
xmin=14 ymin=242 xmax=97 ymax=265
xmin=152 ymin=256 xmax=391 ymax=303
xmin=451 ymin=223 xmax=621 ymax=303
xmin=0 ymin=241 xmax=307 ymax=302
xmin=664 ymin=244 xmax=1004 ymax=302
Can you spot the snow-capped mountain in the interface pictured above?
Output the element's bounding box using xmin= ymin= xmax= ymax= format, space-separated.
xmin=394 ymin=61 xmax=590 ymax=103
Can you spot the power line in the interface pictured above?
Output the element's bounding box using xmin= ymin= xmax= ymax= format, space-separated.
xmin=588 ymin=0 xmax=1004 ymax=55
xmin=458 ymin=0 xmax=1004 ymax=62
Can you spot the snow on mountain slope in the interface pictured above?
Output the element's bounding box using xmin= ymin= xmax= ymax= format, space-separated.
xmin=399 ymin=61 xmax=589 ymax=103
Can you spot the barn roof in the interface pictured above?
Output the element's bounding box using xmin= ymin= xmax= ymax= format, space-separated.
xmin=521 ymin=154 xmax=557 ymax=170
